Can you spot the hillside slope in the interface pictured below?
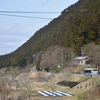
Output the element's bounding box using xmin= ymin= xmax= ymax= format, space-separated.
xmin=0 ymin=0 xmax=100 ymax=68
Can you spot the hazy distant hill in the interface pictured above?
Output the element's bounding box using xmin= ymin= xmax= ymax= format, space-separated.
xmin=0 ymin=0 xmax=100 ymax=69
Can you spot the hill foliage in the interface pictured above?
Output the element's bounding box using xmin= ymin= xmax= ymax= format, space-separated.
xmin=0 ymin=0 xmax=100 ymax=68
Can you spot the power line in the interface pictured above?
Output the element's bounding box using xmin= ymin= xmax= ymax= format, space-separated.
xmin=0 ymin=14 xmax=53 ymax=20
xmin=0 ymin=10 xmax=100 ymax=19
xmin=0 ymin=11 xmax=61 ymax=13
xmin=0 ymin=10 xmax=100 ymax=13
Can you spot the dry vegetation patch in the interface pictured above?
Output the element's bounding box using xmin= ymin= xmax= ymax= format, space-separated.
xmin=76 ymin=84 xmax=100 ymax=100
xmin=15 ymin=73 xmax=28 ymax=80
xmin=1 ymin=68 xmax=100 ymax=100
xmin=73 ymin=65 xmax=85 ymax=73
xmin=85 ymin=84 xmax=100 ymax=100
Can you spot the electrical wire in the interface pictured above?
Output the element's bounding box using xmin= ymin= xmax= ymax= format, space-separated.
xmin=0 ymin=13 xmax=53 ymax=20
xmin=0 ymin=11 xmax=60 ymax=19
xmin=0 ymin=10 xmax=100 ymax=19
xmin=0 ymin=10 xmax=100 ymax=13
xmin=0 ymin=11 xmax=61 ymax=13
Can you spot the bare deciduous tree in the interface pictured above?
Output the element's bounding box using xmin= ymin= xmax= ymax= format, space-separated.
xmin=40 ymin=46 xmax=74 ymax=73
xmin=45 ymin=73 xmax=57 ymax=96
xmin=17 ymin=80 xmax=34 ymax=100
xmin=84 ymin=43 xmax=100 ymax=69
xmin=0 ymin=67 xmax=22 ymax=100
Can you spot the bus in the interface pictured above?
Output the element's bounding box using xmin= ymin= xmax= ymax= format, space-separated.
xmin=84 ymin=68 xmax=98 ymax=76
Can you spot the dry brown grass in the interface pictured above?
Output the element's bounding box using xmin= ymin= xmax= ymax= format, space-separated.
xmin=2 ymin=70 xmax=100 ymax=100
xmin=73 ymin=65 xmax=85 ymax=73
xmin=84 ymin=85 xmax=100 ymax=100
xmin=15 ymin=73 xmax=27 ymax=80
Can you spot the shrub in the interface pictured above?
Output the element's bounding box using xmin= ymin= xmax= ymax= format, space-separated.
xmin=52 ymin=65 xmax=61 ymax=73
xmin=76 ymin=92 xmax=87 ymax=100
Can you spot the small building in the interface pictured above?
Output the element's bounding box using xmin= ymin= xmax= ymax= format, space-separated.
xmin=73 ymin=56 xmax=90 ymax=66
xmin=84 ymin=68 xmax=98 ymax=76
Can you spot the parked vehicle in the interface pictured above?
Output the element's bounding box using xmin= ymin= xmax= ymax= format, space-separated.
xmin=98 ymin=71 xmax=100 ymax=74
xmin=84 ymin=68 xmax=98 ymax=76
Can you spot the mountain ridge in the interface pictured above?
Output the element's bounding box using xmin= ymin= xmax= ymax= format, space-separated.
xmin=0 ymin=0 xmax=100 ymax=69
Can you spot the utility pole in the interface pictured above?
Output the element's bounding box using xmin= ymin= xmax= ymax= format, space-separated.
xmin=47 ymin=52 xmax=51 ymax=71
xmin=71 ymin=48 xmax=73 ymax=72
xmin=81 ymin=47 xmax=84 ymax=57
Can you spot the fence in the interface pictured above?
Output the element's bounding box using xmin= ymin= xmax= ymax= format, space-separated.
xmin=77 ymin=80 xmax=100 ymax=89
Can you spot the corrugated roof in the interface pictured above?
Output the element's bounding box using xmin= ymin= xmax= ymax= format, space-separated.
xmin=84 ymin=68 xmax=97 ymax=70
xmin=74 ymin=56 xmax=88 ymax=60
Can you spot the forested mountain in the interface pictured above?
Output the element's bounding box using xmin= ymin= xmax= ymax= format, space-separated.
xmin=0 ymin=0 xmax=100 ymax=68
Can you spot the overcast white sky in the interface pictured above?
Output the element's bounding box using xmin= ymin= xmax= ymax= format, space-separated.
xmin=0 ymin=0 xmax=78 ymax=55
